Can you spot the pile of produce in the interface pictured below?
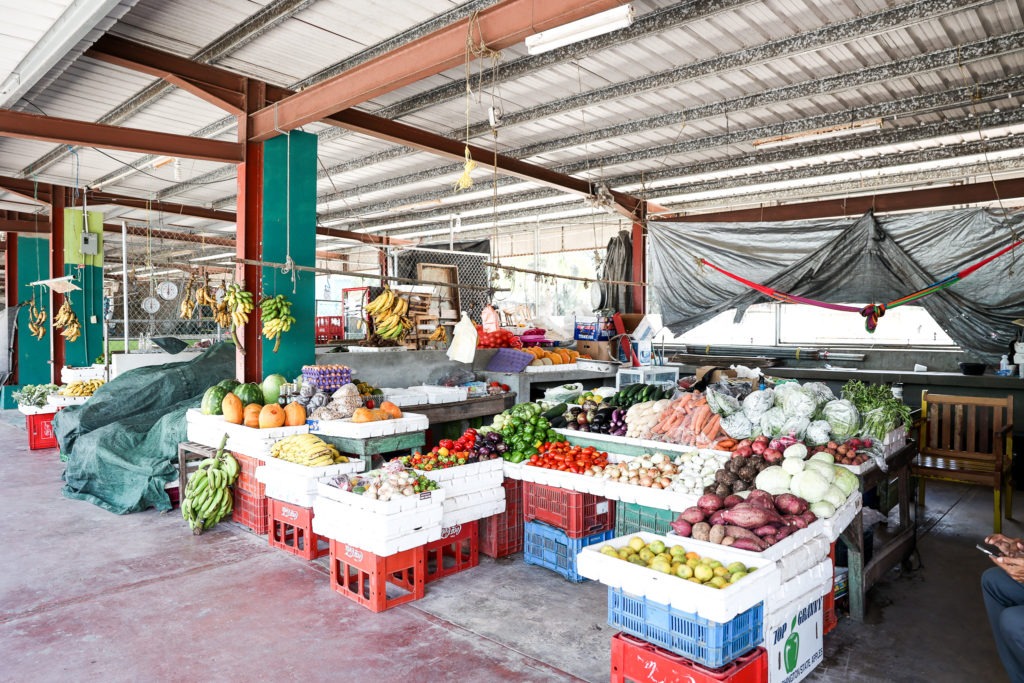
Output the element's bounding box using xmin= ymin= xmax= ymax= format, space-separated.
xmin=624 ymin=399 xmax=673 ymax=438
xmin=399 ymin=429 xmax=482 ymax=469
xmin=58 ymin=379 xmax=105 ymax=397
xmin=526 ymin=442 xmax=608 ymax=473
xmin=842 ymin=380 xmax=912 ymax=441
xmin=351 ymin=402 xmax=403 ymax=423
xmin=223 ymin=283 xmax=255 ymax=350
xmin=53 ymin=299 xmax=82 ymax=342
xmin=626 ymin=392 xmax=735 ymax=448
xmin=670 ymin=489 xmax=817 ymax=552
xmin=561 ymin=401 xmax=628 ymax=436
xmin=365 ymin=287 xmax=413 ymax=341
xmin=259 ymin=294 xmax=296 ymax=353
xmin=667 ymin=450 xmax=732 ymax=495
xmin=811 ymin=437 xmax=870 ymax=467
xmin=598 ymin=536 xmax=755 ymax=588
xmin=521 ymin=346 xmax=579 ymax=365
xmin=754 ymin=449 xmax=860 ymax=519
xmin=599 ymin=452 xmax=678 ymax=488
xmin=182 ymin=435 xmax=238 ymax=534
xmin=219 ymin=381 xmax=308 ymax=429
xmin=270 ymin=433 xmax=349 ymax=466
xmin=703 ymin=445 xmax=774 ymax=498
xmin=606 ymin=382 xmax=675 ymax=408
xmin=12 ymin=383 xmax=59 ymax=407
xmin=326 ymin=464 xmax=439 ymax=500
xmin=25 ymin=301 xmax=47 ymax=340
xmin=475 ymin=326 xmax=522 ymax=349
xmin=482 ymin=402 xmax=564 ymax=462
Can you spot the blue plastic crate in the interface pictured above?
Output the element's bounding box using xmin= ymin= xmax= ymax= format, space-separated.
xmin=607 ymin=587 xmax=763 ymax=669
xmin=523 ymin=521 xmax=614 ymax=583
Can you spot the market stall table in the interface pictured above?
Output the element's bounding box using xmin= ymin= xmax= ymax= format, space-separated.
xmin=315 ymin=431 xmax=426 ymax=470
xmin=841 ymin=440 xmax=918 ymax=622
xmin=481 ymin=367 xmax=616 ymax=404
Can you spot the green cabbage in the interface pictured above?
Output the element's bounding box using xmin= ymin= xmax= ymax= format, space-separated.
xmin=821 ymin=399 xmax=861 ymax=441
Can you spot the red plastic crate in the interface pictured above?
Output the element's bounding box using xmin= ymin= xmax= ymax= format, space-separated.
xmin=26 ymin=412 xmax=58 ymax=450
xmin=329 ymin=539 xmax=425 ymax=613
xmin=824 ymin=541 xmax=837 ymax=634
xmin=230 ymin=451 xmax=265 ymax=497
xmin=424 ymin=521 xmax=479 ymax=583
xmin=315 ymin=316 xmax=344 ymax=343
xmin=480 ymin=479 xmax=524 ymax=558
xmin=167 ymin=485 xmax=180 ymax=509
xmin=523 ymin=481 xmax=615 ymax=538
xmin=232 ymin=486 xmax=268 ymax=535
xmin=268 ymin=498 xmax=329 ymax=560
xmin=611 ymin=634 xmax=767 ymax=683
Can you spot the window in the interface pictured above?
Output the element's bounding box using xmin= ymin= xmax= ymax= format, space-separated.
xmin=656 ymin=302 xmax=957 ymax=348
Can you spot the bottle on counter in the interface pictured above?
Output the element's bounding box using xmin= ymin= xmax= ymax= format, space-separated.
xmin=1000 ymin=355 xmax=1010 ymax=373
xmin=891 ymin=383 xmax=904 ymax=401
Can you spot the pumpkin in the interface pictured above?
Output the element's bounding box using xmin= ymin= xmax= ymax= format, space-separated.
xmin=259 ymin=403 xmax=286 ymax=429
xmin=379 ymin=401 xmax=402 ymax=419
xmin=284 ymin=401 xmax=306 ymax=427
xmin=222 ymin=392 xmax=244 ymax=424
xmin=243 ymin=403 xmax=262 ymax=428
xmin=202 ymin=386 xmax=230 ymax=415
xmin=352 ymin=407 xmax=379 ymax=423
xmin=233 ymin=382 xmax=265 ymax=406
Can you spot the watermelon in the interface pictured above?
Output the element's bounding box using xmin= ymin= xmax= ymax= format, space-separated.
xmin=201 ymin=386 xmax=230 ymax=415
xmin=233 ymin=382 xmax=264 ymax=406
xmin=262 ymin=374 xmax=287 ymax=404
xmin=217 ymin=379 xmax=241 ymax=391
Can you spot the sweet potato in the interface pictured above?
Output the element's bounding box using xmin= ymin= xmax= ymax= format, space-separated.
xmin=709 ymin=524 xmax=726 ymax=545
xmin=670 ymin=518 xmax=692 ymax=537
xmin=800 ymin=510 xmax=818 ymax=526
xmin=762 ymin=534 xmax=778 ymax=546
xmin=698 ymin=493 xmax=725 ymax=514
xmin=783 ymin=515 xmax=808 ymax=529
xmin=730 ymin=537 xmax=767 ymax=552
xmin=723 ymin=494 xmax=744 ymax=509
xmin=721 ymin=536 xmax=735 ymax=546
xmin=753 ymin=524 xmax=780 ymax=537
xmin=708 ymin=509 xmax=728 ymax=526
xmin=723 ymin=525 xmax=763 ymax=543
xmin=691 ymin=521 xmax=711 ymax=542
xmin=746 ymin=489 xmax=775 ymax=511
xmin=776 ymin=526 xmax=795 ymax=541
xmin=722 ymin=505 xmax=782 ymax=529
xmin=680 ymin=507 xmax=706 ymax=524
xmin=774 ymin=493 xmax=809 ymax=516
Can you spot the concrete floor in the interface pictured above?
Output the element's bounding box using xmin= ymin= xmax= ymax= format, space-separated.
xmin=0 ymin=409 xmax=1015 ymax=682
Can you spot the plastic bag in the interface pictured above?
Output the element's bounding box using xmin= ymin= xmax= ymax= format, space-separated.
xmin=821 ymin=399 xmax=861 ymax=441
xmin=779 ymin=415 xmax=810 ymax=439
xmin=446 ymin=312 xmax=478 ymax=364
xmin=802 ymin=382 xmax=836 ymax=407
xmin=782 ymin=388 xmax=817 ymax=419
xmin=431 ymin=367 xmax=476 ymax=387
xmin=759 ymin=407 xmax=787 ymax=437
xmin=721 ymin=412 xmax=754 ymax=440
xmin=706 ymin=386 xmax=741 ymax=416
xmin=772 ymin=381 xmax=802 ymax=408
xmin=481 ymin=304 xmax=501 ymax=333
xmin=544 ymin=383 xmax=583 ymax=403
xmin=742 ymin=388 xmax=775 ymax=421
xmin=805 ymin=420 xmax=833 ymax=446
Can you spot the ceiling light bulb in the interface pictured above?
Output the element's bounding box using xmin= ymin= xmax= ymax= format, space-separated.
xmin=525 ymin=5 xmax=634 ymax=55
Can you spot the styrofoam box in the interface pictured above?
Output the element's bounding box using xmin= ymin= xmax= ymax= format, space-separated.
xmin=263 ymin=478 xmax=317 ymax=508
xmin=822 ymin=492 xmax=863 ymax=542
xmin=47 ymin=394 xmax=88 ymax=407
xmin=525 ymin=363 xmax=579 ymax=373
xmin=380 ymin=387 xmax=428 ymax=407
xmin=185 ymin=409 xmax=309 ymax=459
xmin=516 ymin=463 xmax=607 ymax=496
xmin=409 ymin=385 xmax=468 ymax=404
xmin=576 ymin=530 xmax=780 ymax=623
xmin=556 ymin=428 xmax=728 ymax=459
xmin=313 ymin=494 xmax=443 ymax=555
xmin=441 ymin=487 xmax=507 ymax=527
xmin=418 ymin=458 xmax=503 ymax=496
xmin=18 ymin=405 xmax=59 ymax=415
xmin=311 ymin=412 xmax=428 ymax=439
xmin=669 ymin=519 xmax=830 ymax=584
xmin=502 ymin=460 xmax=526 ymax=480
xmin=255 ymin=458 xmax=365 ymax=507
xmin=764 ymin=558 xmax=834 ymax=617
xmin=61 ymin=365 xmax=106 ymax=382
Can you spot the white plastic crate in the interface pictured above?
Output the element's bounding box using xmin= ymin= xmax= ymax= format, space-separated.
xmin=441 ymin=487 xmax=506 ymax=527
xmin=313 ymin=492 xmax=443 ymax=555
xmin=575 ymin=530 xmax=780 ymax=623
xmin=310 ymin=412 xmax=428 ymax=439
xmin=417 ymin=458 xmax=503 ymax=496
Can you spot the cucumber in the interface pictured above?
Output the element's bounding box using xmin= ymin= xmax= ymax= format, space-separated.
xmin=542 ymin=403 xmax=568 ymax=420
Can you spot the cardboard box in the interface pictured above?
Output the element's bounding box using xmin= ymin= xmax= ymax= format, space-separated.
xmin=766 ymin=589 xmax=824 ymax=683
xmin=697 ymin=366 xmax=738 ymax=384
xmin=576 ymin=339 xmax=615 ymax=361
xmin=617 ymin=340 xmax=652 ymax=365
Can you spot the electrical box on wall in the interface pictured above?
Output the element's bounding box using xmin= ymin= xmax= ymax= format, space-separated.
xmin=80 ymin=232 xmax=98 ymax=256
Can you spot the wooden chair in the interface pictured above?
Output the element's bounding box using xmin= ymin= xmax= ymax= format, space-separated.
xmin=913 ymin=392 xmax=1014 ymax=533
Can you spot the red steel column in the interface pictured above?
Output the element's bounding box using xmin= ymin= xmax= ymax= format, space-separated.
xmin=236 ymin=79 xmax=264 ymax=382
xmin=5 ymin=236 xmax=17 ymax=383
xmin=631 ymin=218 xmax=646 ymax=315
xmin=50 ymin=186 xmax=65 ymax=385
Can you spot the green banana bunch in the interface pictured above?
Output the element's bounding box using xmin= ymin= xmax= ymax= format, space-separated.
xmin=181 ymin=434 xmax=239 ymax=535
xmin=259 ymin=294 xmax=296 ymax=353
xmin=223 ymin=284 xmax=255 ymax=353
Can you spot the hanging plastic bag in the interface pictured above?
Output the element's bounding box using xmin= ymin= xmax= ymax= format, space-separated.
xmin=447 ymin=312 xmax=478 ymax=364
xmin=481 ymin=304 xmax=501 ymax=333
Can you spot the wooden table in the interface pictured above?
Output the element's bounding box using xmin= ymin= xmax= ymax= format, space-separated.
xmin=839 ymin=441 xmax=918 ymax=621
xmin=318 ymin=431 xmax=426 ymax=470
xmin=408 ymin=392 xmax=516 ymax=424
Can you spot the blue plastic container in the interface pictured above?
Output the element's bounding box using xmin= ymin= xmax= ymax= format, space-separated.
xmin=523 ymin=520 xmax=614 ymax=583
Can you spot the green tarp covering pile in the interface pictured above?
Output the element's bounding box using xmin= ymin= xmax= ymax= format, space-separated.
xmin=56 ymin=343 xmax=236 ymax=514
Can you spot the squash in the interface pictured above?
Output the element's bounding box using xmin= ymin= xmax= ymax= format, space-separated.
xmin=352 ymin=407 xmax=378 ymax=423
xmin=284 ymin=401 xmax=307 ymax=427
xmin=380 ymin=401 xmax=402 ymax=419
xmin=233 ymin=382 xmax=265 ymax=406
xmin=222 ymin=392 xmax=244 ymax=424
xmin=243 ymin=403 xmax=262 ymax=428
xmin=259 ymin=403 xmax=286 ymax=429
xmin=202 ymin=386 xmax=230 ymax=415
xmin=371 ymin=408 xmax=390 ymax=421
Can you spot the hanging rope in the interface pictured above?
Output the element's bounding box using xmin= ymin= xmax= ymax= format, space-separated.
xmin=699 ymin=236 xmax=1024 ymax=332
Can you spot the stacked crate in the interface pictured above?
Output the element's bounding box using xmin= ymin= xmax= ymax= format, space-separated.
xmin=521 ymin=481 xmax=615 ymax=582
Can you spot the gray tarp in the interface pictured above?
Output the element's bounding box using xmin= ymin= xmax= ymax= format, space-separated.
xmin=57 ymin=343 xmax=235 ymax=514
xmin=648 ymin=209 xmax=1024 ymax=361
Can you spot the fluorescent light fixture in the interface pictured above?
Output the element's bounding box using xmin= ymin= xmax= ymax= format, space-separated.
xmin=525 ymin=4 xmax=634 ymax=55
xmin=190 ymin=252 xmax=235 ymax=263
xmin=753 ymin=118 xmax=883 ymax=150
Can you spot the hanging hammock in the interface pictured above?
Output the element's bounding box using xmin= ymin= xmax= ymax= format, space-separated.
xmin=699 ymin=237 xmax=1023 ymax=332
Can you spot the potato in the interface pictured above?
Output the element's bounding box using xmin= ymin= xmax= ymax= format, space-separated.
xmin=691 ymin=521 xmax=711 ymax=542
xmin=709 ymin=523 xmax=726 ymax=545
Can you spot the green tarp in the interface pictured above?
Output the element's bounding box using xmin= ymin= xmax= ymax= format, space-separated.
xmin=57 ymin=343 xmax=236 ymax=514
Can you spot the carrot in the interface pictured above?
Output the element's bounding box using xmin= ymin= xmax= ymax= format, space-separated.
xmin=717 ymin=438 xmax=736 ymax=451
xmin=702 ymin=414 xmax=721 ymax=439
xmin=691 ymin=405 xmax=711 ymax=433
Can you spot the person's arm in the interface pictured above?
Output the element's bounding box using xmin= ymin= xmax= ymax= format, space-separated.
xmin=994 ymin=556 xmax=1024 ymax=581
xmin=985 ymin=534 xmax=1024 ymax=557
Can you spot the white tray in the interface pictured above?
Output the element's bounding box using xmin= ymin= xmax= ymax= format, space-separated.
xmin=441 ymin=488 xmax=506 ymax=527
xmin=310 ymin=412 xmax=428 ymax=438
xmin=408 ymin=385 xmax=468 ymax=403
xmin=18 ymin=405 xmax=60 ymax=415
xmin=47 ymin=394 xmax=88 ymax=407
xmin=316 ymin=480 xmax=445 ymax=511
xmin=61 ymin=365 xmax=106 ymax=382
xmin=822 ymin=492 xmax=863 ymax=542
xmin=255 ymin=458 xmax=365 ymax=507
xmin=346 ymin=346 xmax=408 ymax=353
xmin=764 ymin=557 xmax=834 ymax=617
xmin=557 ymin=429 xmax=728 ymax=457
xmin=502 ymin=460 xmax=526 ymax=480
xmin=263 ymin=478 xmax=317 ymax=508
xmin=417 ymin=458 xmax=504 ymax=496
xmin=313 ymin=495 xmax=443 ymax=555
xmin=186 ymin=409 xmax=309 ymax=459
xmin=525 ymin=363 xmax=579 ymax=373
xmin=576 ymin=530 xmax=780 ymax=623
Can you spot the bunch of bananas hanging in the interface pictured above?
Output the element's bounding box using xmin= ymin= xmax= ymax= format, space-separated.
xmin=179 ymin=279 xmax=196 ymax=319
xmin=26 ymin=301 xmax=47 ymax=340
xmin=58 ymin=379 xmax=105 ymax=396
xmin=270 ymin=433 xmax=349 ymax=467
xmin=53 ymin=299 xmax=82 ymax=342
xmin=428 ymin=325 xmax=448 ymax=344
xmin=260 ymin=294 xmax=295 ymax=353
xmin=212 ymin=285 xmax=231 ymax=328
xmin=194 ymin=282 xmax=217 ymax=308
xmin=182 ymin=435 xmax=238 ymax=535
xmin=365 ymin=287 xmax=413 ymax=341
xmin=223 ymin=284 xmax=255 ymax=351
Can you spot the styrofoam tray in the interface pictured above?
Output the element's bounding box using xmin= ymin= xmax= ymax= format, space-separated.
xmin=47 ymin=394 xmax=88 ymax=407
xmin=576 ymin=359 xmax=617 ymax=373
xmin=255 ymin=458 xmax=365 ymax=506
xmin=764 ymin=557 xmax=834 ymax=617
xmin=502 ymin=460 xmax=526 ymax=480
xmin=409 ymin=385 xmax=468 ymax=403
xmin=525 ymin=363 xmax=579 ymax=373
xmin=557 ymin=429 xmax=722 ymax=457
xmin=822 ymin=492 xmax=863 ymax=542
xmin=346 ymin=346 xmax=408 ymax=353
xmin=517 ymin=463 xmax=606 ymax=496
xmin=18 ymin=405 xmax=59 ymax=415
xmin=315 ymin=480 xmax=445 ymax=512
xmin=61 ymin=365 xmax=106 ymax=382
xmin=441 ymin=488 xmax=506 ymax=527
xmin=310 ymin=412 xmax=428 ymax=439
xmin=602 ymin=480 xmax=698 ymax=512
xmin=263 ymin=478 xmax=318 ymax=508
xmin=417 ymin=458 xmax=504 ymax=496
xmin=313 ymin=495 xmax=443 ymax=555
xmin=576 ymin=530 xmax=780 ymax=623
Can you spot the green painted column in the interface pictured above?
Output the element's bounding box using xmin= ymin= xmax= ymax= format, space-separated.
xmin=261 ymin=131 xmax=317 ymax=381
xmin=17 ymin=236 xmax=52 ymax=385
xmin=62 ymin=209 xmax=104 ymax=367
